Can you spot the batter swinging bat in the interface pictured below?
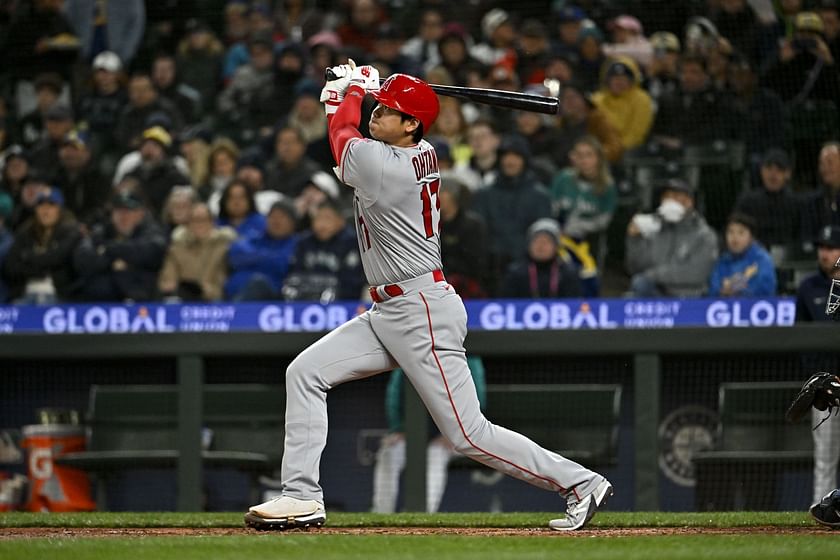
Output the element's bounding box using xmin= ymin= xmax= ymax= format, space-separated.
xmin=325 ymin=68 xmax=560 ymax=115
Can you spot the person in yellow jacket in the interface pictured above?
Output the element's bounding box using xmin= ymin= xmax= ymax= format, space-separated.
xmin=591 ymin=56 xmax=653 ymax=151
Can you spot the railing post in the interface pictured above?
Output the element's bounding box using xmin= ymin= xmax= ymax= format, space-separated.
xmin=634 ymin=353 xmax=660 ymax=510
xmin=403 ymin=381 xmax=428 ymax=512
xmin=177 ymin=354 xmax=204 ymax=511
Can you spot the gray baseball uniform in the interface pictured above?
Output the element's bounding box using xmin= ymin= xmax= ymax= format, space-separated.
xmin=280 ymin=136 xmax=606 ymax=505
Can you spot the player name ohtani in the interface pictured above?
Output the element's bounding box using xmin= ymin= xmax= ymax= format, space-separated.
xmin=411 ymin=148 xmax=439 ymax=181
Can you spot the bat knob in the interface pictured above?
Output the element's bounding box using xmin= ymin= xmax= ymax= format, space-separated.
xmin=325 ymin=68 xmax=338 ymax=81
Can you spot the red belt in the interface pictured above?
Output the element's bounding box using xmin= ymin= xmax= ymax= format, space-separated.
xmin=369 ymin=269 xmax=445 ymax=303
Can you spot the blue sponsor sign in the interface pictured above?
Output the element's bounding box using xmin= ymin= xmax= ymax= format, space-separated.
xmin=0 ymin=298 xmax=796 ymax=334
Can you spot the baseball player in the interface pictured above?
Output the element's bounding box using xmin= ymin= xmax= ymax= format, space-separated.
xmin=244 ymin=60 xmax=613 ymax=531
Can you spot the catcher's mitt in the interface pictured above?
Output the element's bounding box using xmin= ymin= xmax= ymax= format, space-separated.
xmin=786 ymin=372 xmax=840 ymax=428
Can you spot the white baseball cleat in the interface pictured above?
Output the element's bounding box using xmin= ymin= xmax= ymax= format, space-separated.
xmin=548 ymin=478 xmax=613 ymax=531
xmin=244 ymin=496 xmax=326 ymax=530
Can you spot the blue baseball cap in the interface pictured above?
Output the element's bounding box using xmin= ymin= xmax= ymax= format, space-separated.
xmin=556 ymin=5 xmax=585 ymax=23
xmin=35 ymin=187 xmax=64 ymax=207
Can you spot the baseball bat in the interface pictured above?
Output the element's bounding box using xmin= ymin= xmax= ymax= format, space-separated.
xmin=325 ymin=69 xmax=559 ymax=115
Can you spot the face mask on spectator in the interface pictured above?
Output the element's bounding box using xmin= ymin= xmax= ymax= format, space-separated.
xmin=657 ymin=198 xmax=687 ymax=223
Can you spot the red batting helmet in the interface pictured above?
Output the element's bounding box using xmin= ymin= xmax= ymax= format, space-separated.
xmin=370 ymin=74 xmax=440 ymax=132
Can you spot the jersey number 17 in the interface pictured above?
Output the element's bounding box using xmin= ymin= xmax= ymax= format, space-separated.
xmin=420 ymin=178 xmax=441 ymax=238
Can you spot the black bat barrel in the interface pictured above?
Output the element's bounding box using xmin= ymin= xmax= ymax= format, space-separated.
xmin=325 ymin=69 xmax=560 ymax=115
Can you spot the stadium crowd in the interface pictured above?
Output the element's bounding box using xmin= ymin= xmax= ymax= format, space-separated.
xmin=0 ymin=0 xmax=839 ymax=304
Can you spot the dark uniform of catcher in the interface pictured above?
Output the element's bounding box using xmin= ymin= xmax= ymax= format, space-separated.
xmin=787 ymin=372 xmax=840 ymax=527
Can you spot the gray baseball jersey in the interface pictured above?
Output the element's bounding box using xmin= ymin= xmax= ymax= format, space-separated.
xmin=339 ymin=137 xmax=443 ymax=285
xmin=276 ymin=134 xmax=606 ymax=512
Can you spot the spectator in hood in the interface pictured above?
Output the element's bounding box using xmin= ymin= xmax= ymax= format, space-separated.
xmin=471 ymin=134 xmax=553 ymax=293
xmin=500 ymin=218 xmax=583 ymax=298
xmin=283 ymin=199 xmax=364 ymax=302
xmin=73 ymin=190 xmax=167 ymax=302
xmin=592 ymin=56 xmax=654 ymax=151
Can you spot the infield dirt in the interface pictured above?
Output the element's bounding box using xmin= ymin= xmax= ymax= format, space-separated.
xmin=1 ymin=526 xmax=834 ymax=539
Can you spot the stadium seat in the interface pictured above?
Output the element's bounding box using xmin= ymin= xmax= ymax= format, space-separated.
xmin=57 ymin=384 xmax=285 ymax=510
xmin=693 ymin=381 xmax=812 ymax=511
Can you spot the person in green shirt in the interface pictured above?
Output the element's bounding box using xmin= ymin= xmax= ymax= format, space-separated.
xmin=549 ymin=135 xmax=617 ymax=243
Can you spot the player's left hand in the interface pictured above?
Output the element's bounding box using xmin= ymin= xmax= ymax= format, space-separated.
xmin=349 ymin=64 xmax=380 ymax=92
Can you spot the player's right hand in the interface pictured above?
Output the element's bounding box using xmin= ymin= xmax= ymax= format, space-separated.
xmin=320 ymin=59 xmax=357 ymax=110
xmin=349 ymin=64 xmax=380 ymax=92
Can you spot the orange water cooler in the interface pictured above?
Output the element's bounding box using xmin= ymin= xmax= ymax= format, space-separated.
xmin=21 ymin=424 xmax=95 ymax=512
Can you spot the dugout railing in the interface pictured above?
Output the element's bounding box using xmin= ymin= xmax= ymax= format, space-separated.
xmin=1 ymin=324 xmax=838 ymax=512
